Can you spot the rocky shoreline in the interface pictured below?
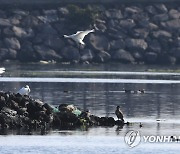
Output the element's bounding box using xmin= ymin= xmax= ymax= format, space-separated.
xmin=0 ymin=3 xmax=180 ymax=64
xmin=0 ymin=91 xmax=124 ymax=134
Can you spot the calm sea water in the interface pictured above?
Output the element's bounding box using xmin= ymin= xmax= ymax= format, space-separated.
xmin=0 ymin=63 xmax=180 ymax=153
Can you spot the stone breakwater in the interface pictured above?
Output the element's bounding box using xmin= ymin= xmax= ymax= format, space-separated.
xmin=0 ymin=91 xmax=124 ymax=133
xmin=0 ymin=3 xmax=180 ymax=64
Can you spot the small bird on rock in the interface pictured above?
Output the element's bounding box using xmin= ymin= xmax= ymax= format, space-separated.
xmin=115 ymin=106 xmax=124 ymax=122
xmin=17 ymin=85 xmax=30 ymax=95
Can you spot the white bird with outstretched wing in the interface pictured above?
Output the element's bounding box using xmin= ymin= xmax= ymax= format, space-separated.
xmin=64 ymin=29 xmax=95 ymax=45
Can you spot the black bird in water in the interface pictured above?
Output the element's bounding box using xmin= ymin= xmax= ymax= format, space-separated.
xmin=115 ymin=106 xmax=124 ymax=122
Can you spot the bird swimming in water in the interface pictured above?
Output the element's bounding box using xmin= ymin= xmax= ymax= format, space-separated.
xmin=63 ymin=29 xmax=95 ymax=48
xmin=115 ymin=106 xmax=124 ymax=122
xmin=17 ymin=85 xmax=30 ymax=95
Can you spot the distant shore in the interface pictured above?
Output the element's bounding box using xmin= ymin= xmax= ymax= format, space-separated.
xmin=0 ymin=2 xmax=179 ymax=65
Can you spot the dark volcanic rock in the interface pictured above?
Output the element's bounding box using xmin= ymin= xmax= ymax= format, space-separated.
xmin=88 ymin=34 xmax=110 ymax=51
xmin=12 ymin=26 xmax=34 ymax=39
xmin=153 ymin=13 xmax=169 ymax=22
xmin=110 ymin=39 xmax=125 ymax=50
xmin=147 ymin=39 xmax=161 ymax=53
xmin=94 ymin=51 xmax=111 ymax=63
xmin=18 ymin=41 xmax=38 ymax=62
xmin=21 ymin=15 xmax=40 ymax=27
xmin=112 ymin=49 xmax=135 ymax=63
xmin=80 ymin=49 xmax=94 ymax=62
xmin=41 ymin=9 xmax=59 ymax=23
xmin=168 ymin=9 xmax=180 ymax=19
xmin=4 ymin=37 xmax=21 ymax=50
xmin=125 ymin=38 xmax=148 ymax=50
xmin=44 ymin=36 xmax=65 ymax=51
xmin=154 ymin=4 xmax=168 ymax=13
xmin=145 ymin=52 xmax=158 ymax=64
xmin=0 ymin=48 xmax=17 ymax=61
xmin=61 ymin=46 xmax=80 ymax=62
xmin=105 ymin=9 xmax=123 ymax=19
xmin=162 ymin=19 xmax=180 ymax=31
xmin=119 ymin=19 xmax=136 ymax=29
xmin=152 ymin=30 xmax=172 ymax=39
xmin=130 ymin=28 xmax=149 ymax=39
xmin=34 ymin=45 xmax=62 ymax=61
xmin=0 ymin=18 xmax=11 ymax=27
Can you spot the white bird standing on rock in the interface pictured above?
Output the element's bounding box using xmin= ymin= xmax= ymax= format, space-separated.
xmin=63 ymin=29 xmax=95 ymax=49
xmin=0 ymin=67 xmax=5 ymax=74
xmin=17 ymin=85 xmax=30 ymax=95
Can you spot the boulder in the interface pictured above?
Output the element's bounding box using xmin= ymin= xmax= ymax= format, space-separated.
xmin=34 ymin=45 xmax=62 ymax=61
xmin=168 ymin=9 xmax=180 ymax=19
xmin=60 ymin=46 xmax=80 ymax=62
xmin=18 ymin=41 xmax=38 ymax=62
xmin=9 ymin=17 xmax=20 ymax=25
xmin=157 ymin=54 xmax=176 ymax=65
xmin=3 ymin=27 xmax=14 ymax=37
xmin=174 ymin=37 xmax=180 ymax=47
xmin=153 ymin=13 xmax=169 ymax=22
xmin=42 ymin=9 xmax=59 ymax=23
xmin=4 ymin=37 xmax=21 ymax=50
xmin=0 ymin=48 xmax=17 ymax=61
xmin=119 ymin=19 xmax=136 ymax=29
xmin=58 ymin=7 xmax=69 ymax=17
xmin=144 ymin=52 xmax=158 ymax=64
xmin=44 ymin=36 xmax=65 ymax=51
xmin=12 ymin=10 xmax=29 ymax=16
xmin=12 ymin=26 xmax=34 ymax=38
xmin=94 ymin=51 xmax=111 ymax=63
xmin=170 ymin=48 xmax=180 ymax=59
xmin=0 ymin=10 xmax=7 ymax=18
xmin=132 ymin=51 xmax=144 ymax=62
xmin=112 ymin=49 xmax=135 ymax=63
xmin=88 ymin=33 xmax=110 ymax=51
xmin=0 ymin=18 xmax=11 ymax=27
xmin=105 ymin=9 xmax=123 ymax=19
xmin=107 ymin=28 xmax=127 ymax=40
xmin=162 ymin=19 xmax=180 ymax=31
xmin=138 ymin=19 xmax=159 ymax=30
xmin=152 ymin=30 xmax=172 ymax=39
xmin=80 ymin=49 xmax=94 ymax=62
xmin=124 ymin=6 xmax=142 ymax=16
xmin=125 ymin=38 xmax=148 ymax=50
xmin=36 ymin=23 xmax=57 ymax=35
xmin=147 ymin=39 xmax=161 ymax=53
xmin=145 ymin=5 xmax=157 ymax=15
xmin=154 ymin=4 xmax=168 ymax=13
xmin=21 ymin=15 xmax=40 ymax=27
xmin=130 ymin=28 xmax=149 ymax=39
xmin=110 ymin=39 xmax=125 ymax=50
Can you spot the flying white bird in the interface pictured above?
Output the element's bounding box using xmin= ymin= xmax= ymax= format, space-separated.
xmin=63 ymin=29 xmax=95 ymax=46
xmin=0 ymin=67 xmax=5 ymax=74
xmin=17 ymin=85 xmax=31 ymax=95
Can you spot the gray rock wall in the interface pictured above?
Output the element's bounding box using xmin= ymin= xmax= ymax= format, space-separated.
xmin=0 ymin=3 xmax=180 ymax=64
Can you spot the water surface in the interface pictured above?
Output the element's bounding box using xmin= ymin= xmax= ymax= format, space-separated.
xmin=0 ymin=63 xmax=180 ymax=153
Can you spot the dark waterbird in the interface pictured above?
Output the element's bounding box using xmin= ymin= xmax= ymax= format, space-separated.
xmin=115 ymin=106 xmax=124 ymax=122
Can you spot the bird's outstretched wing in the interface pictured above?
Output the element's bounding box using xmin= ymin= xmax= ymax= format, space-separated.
xmin=76 ymin=29 xmax=95 ymax=40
